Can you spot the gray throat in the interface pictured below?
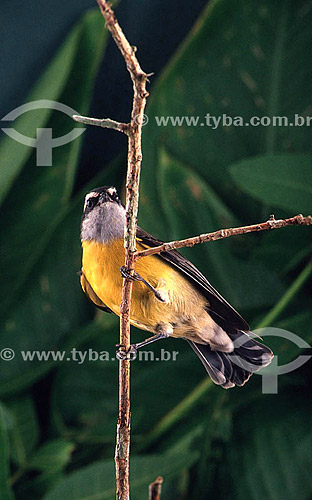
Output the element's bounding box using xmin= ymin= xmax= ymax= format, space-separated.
xmin=81 ymin=203 xmax=126 ymax=243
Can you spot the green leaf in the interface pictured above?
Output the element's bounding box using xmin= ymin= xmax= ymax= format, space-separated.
xmin=17 ymin=471 xmax=64 ymax=500
xmin=51 ymin=317 xmax=120 ymax=441
xmin=0 ymin=10 xmax=97 ymax=204
xmin=0 ymin=155 xmax=123 ymax=397
xmin=51 ymin=316 xmax=205 ymax=441
xmin=261 ymin=310 xmax=312 ymax=366
xmin=140 ymin=0 xmax=312 ymax=229
xmin=43 ymin=449 xmax=199 ymax=500
xmin=0 ymin=155 xmax=122 ymax=401
xmin=28 ymin=439 xmax=75 ymax=473
xmin=0 ymin=404 xmax=15 ymax=500
xmin=229 ymin=153 xmax=312 ymax=213
xmin=7 ymin=396 xmax=39 ymax=467
xmin=252 ymin=226 xmax=312 ymax=274
xmin=0 ymin=9 xmax=108 ymax=319
xmin=0 ymin=203 xmax=91 ymax=393
xmin=156 ymin=148 xmax=284 ymax=310
xmin=223 ymin=395 xmax=312 ymax=500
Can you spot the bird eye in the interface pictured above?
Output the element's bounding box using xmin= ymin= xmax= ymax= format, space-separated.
xmin=86 ymin=197 xmax=97 ymax=210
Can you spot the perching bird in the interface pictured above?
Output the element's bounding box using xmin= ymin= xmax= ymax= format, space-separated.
xmin=80 ymin=186 xmax=273 ymax=388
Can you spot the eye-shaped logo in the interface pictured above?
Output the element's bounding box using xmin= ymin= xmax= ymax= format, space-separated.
xmin=1 ymin=100 xmax=85 ymax=166
xmin=231 ymin=327 xmax=311 ymax=394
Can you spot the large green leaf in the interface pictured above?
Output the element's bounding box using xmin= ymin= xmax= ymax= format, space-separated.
xmin=223 ymin=394 xmax=312 ymax=500
xmin=229 ymin=153 xmax=312 ymax=213
xmin=0 ymin=160 xmax=123 ymax=397
xmin=51 ymin=314 xmax=206 ymax=442
xmin=0 ymin=22 xmax=78 ymax=204
xmin=251 ymin=226 xmax=312 ymax=274
xmin=0 ymin=9 xmax=108 ymax=319
xmin=0 ymin=9 xmax=106 ymax=205
xmin=140 ymin=0 xmax=312 ymax=230
xmin=156 ymin=148 xmax=284 ymax=309
xmin=28 ymin=439 xmax=75 ymax=473
xmin=0 ymin=202 xmax=90 ymax=391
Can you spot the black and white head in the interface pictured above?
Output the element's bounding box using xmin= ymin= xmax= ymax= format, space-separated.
xmin=81 ymin=186 xmax=126 ymax=243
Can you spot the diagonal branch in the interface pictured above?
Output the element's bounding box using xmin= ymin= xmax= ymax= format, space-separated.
xmin=135 ymin=214 xmax=312 ymax=260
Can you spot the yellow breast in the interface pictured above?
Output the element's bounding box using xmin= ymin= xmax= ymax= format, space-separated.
xmin=81 ymin=238 xmax=207 ymax=333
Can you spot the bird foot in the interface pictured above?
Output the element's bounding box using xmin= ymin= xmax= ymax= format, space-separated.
xmin=116 ymin=344 xmax=138 ymax=360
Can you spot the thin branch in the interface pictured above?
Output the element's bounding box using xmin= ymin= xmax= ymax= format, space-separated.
xmin=72 ymin=114 xmax=130 ymax=134
xmin=95 ymin=2 xmax=149 ymax=500
xmin=148 ymin=477 xmax=163 ymax=500
xmin=97 ymin=1 xmax=145 ymax=81
xmin=135 ymin=214 xmax=312 ymax=260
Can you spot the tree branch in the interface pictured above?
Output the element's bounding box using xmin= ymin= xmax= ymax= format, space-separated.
xmin=73 ymin=114 xmax=130 ymax=134
xmin=135 ymin=214 xmax=312 ymax=260
xmin=94 ymin=2 xmax=149 ymax=500
xmin=148 ymin=477 xmax=163 ymax=500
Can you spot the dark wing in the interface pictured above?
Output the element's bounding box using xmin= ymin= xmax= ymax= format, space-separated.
xmin=136 ymin=227 xmax=249 ymax=331
xmin=79 ymin=271 xmax=113 ymax=314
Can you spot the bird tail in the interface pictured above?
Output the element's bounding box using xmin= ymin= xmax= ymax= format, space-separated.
xmin=187 ymin=330 xmax=273 ymax=389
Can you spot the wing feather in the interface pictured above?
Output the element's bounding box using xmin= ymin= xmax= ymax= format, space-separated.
xmin=79 ymin=271 xmax=113 ymax=314
xmin=136 ymin=227 xmax=249 ymax=331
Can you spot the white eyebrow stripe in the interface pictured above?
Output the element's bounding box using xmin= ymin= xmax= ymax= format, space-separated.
xmin=84 ymin=192 xmax=99 ymax=210
xmin=107 ymin=187 xmax=116 ymax=196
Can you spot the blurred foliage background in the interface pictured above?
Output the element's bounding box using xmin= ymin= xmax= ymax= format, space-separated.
xmin=0 ymin=1 xmax=312 ymax=499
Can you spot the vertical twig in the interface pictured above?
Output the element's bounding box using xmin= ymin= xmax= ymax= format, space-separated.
xmin=149 ymin=477 xmax=163 ymax=500
xmin=95 ymin=2 xmax=149 ymax=499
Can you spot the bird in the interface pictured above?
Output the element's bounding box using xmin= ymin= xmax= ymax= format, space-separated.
xmin=80 ymin=185 xmax=273 ymax=389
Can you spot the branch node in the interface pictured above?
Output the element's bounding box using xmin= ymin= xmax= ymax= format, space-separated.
xmin=267 ymin=215 xmax=284 ymax=228
xmin=138 ymin=71 xmax=148 ymax=82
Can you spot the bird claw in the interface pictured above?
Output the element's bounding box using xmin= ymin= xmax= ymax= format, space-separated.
xmin=116 ymin=344 xmax=138 ymax=360
xmin=120 ymin=266 xmax=140 ymax=281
